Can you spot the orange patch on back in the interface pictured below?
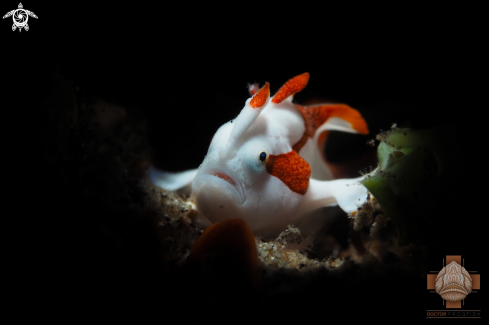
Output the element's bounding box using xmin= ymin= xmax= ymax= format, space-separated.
xmin=296 ymin=103 xmax=369 ymax=136
xmin=271 ymin=73 xmax=309 ymax=104
xmin=265 ymin=150 xmax=311 ymax=195
xmin=249 ymin=82 xmax=270 ymax=108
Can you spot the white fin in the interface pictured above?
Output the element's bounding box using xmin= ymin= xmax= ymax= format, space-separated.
xmin=149 ymin=166 xmax=198 ymax=191
xmin=315 ymin=116 xmax=361 ymax=135
xmin=299 ymin=138 xmax=334 ymax=181
xmin=298 ymin=177 xmax=368 ymax=216
xmin=298 ymin=108 xmax=368 ymax=181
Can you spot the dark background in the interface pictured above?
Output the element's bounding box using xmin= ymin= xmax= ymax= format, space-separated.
xmin=4 ymin=2 xmax=471 ymax=170
xmin=3 ymin=2 xmax=481 ymax=321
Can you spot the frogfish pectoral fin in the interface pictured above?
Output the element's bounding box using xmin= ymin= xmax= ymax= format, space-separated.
xmin=298 ymin=177 xmax=369 ymax=217
xmin=148 ymin=165 xmax=198 ymax=192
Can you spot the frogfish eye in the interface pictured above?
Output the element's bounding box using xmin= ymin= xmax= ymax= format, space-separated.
xmin=259 ymin=152 xmax=267 ymax=162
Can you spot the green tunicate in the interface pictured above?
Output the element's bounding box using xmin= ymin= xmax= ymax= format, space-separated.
xmin=362 ymin=125 xmax=458 ymax=246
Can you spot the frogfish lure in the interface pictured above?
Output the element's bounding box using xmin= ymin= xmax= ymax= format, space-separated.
xmin=150 ymin=73 xmax=370 ymax=238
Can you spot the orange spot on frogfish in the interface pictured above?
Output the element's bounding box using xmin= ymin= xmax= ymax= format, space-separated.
xmin=249 ymin=82 xmax=270 ymax=108
xmin=265 ymin=150 xmax=311 ymax=195
xmin=271 ymin=73 xmax=310 ymax=104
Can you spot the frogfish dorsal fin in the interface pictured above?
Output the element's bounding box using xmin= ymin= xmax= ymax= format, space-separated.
xmin=292 ymin=103 xmax=369 ymax=152
xmin=271 ymin=73 xmax=309 ymax=104
xmin=249 ymin=82 xmax=270 ymax=108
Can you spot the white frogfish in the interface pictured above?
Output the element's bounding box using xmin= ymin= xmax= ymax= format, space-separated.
xmin=150 ymin=73 xmax=370 ymax=238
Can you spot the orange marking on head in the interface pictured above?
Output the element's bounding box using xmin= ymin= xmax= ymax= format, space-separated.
xmin=265 ymin=150 xmax=311 ymax=195
xmin=249 ymin=82 xmax=270 ymax=109
xmin=271 ymin=73 xmax=310 ymax=104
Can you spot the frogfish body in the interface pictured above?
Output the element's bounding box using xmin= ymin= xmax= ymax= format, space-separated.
xmin=151 ymin=73 xmax=370 ymax=238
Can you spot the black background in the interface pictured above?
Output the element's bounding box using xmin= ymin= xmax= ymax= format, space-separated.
xmin=2 ymin=2 xmax=481 ymax=322
xmin=4 ymin=3 xmax=473 ymax=170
